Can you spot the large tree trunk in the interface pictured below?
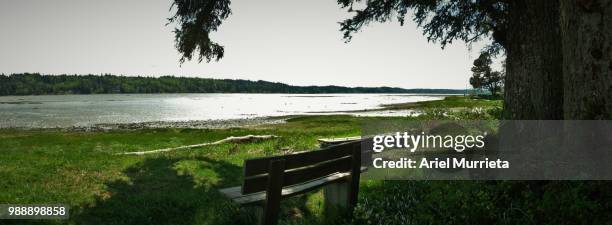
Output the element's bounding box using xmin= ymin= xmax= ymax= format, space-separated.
xmin=504 ymin=0 xmax=564 ymax=120
xmin=560 ymin=0 xmax=612 ymax=119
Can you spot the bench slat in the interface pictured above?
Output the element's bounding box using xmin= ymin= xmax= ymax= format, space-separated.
xmin=242 ymin=156 xmax=352 ymax=194
xmin=243 ymin=141 xmax=358 ymax=177
xmin=220 ymin=171 xmax=351 ymax=205
xmin=318 ymin=136 xmax=361 ymax=148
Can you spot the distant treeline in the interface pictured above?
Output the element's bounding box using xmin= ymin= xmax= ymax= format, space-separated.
xmin=0 ymin=73 xmax=466 ymax=95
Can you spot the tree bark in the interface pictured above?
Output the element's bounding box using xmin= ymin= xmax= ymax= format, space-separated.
xmin=504 ymin=0 xmax=564 ymax=120
xmin=560 ymin=0 xmax=612 ymax=119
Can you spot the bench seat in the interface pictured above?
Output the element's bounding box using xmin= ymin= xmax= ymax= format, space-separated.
xmin=219 ymin=167 xmax=367 ymax=205
xmin=220 ymin=171 xmax=348 ymax=205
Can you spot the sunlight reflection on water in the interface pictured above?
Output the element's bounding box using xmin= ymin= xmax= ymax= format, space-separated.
xmin=0 ymin=93 xmax=445 ymax=128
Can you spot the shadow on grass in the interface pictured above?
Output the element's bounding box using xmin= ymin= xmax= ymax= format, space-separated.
xmin=73 ymin=156 xmax=246 ymax=225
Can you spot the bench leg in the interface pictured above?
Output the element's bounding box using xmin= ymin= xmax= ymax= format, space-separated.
xmin=349 ymin=146 xmax=362 ymax=210
xmin=263 ymin=160 xmax=285 ymax=225
xmin=324 ymin=181 xmax=349 ymax=207
xmin=323 ymin=181 xmax=349 ymax=214
xmin=250 ymin=205 xmax=264 ymax=225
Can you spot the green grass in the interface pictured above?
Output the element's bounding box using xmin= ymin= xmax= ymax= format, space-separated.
xmin=0 ymin=115 xmax=369 ymax=225
xmin=1 ymin=96 xmax=609 ymax=225
xmin=382 ymin=95 xmax=502 ymax=110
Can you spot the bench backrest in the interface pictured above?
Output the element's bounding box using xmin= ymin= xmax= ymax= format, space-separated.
xmin=241 ymin=140 xmax=361 ymax=194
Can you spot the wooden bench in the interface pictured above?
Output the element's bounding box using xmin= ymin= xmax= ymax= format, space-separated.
xmin=219 ymin=140 xmax=364 ymax=225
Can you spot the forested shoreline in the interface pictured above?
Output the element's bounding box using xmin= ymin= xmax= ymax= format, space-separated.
xmin=0 ymin=73 xmax=465 ymax=95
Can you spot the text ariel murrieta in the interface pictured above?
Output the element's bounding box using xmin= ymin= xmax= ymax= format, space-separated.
xmin=371 ymin=132 xmax=510 ymax=169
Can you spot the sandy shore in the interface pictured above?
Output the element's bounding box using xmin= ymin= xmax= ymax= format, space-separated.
xmin=41 ymin=116 xmax=290 ymax=132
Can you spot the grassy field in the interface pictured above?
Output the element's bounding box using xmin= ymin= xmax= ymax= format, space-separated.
xmin=1 ymin=96 xmax=609 ymax=225
xmin=0 ymin=115 xmax=367 ymax=225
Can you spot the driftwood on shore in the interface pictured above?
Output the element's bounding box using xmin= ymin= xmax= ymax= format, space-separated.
xmin=118 ymin=134 xmax=279 ymax=155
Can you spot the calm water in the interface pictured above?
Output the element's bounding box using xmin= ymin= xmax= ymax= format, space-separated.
xmin=0 ymin=94 xmax=445 ymax=128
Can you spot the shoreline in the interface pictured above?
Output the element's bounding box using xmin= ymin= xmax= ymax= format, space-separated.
xmin=0 ymin=110 xmax=415 ymax=131
xmin=0 ymin=96 xmax=483 ymax=131
xmin=88 ymin=116 xmax=291 ymax=131
xmin=0 ymin=94 xmax=451 ymax=131
xmin=0 ymin=116 xmax=292 ymax=132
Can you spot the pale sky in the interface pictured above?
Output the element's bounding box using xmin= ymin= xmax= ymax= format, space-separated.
xmin=0 ymin=0 xmax=497 ymax=89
